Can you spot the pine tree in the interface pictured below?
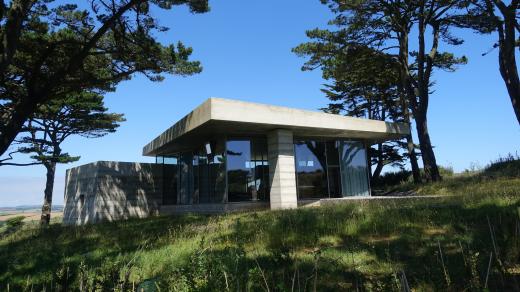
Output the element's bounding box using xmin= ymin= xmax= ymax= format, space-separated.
xmin=0 ymin=0 xmax=208 ymax=155
xmin=3 ymin=91 xmax=124 ymax=225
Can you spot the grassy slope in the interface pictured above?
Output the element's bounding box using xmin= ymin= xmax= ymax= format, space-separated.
xmin=1 ymin=175 xmax=519 ymax=291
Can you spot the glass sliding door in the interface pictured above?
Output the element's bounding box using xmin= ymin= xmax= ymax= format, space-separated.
xmin=162 ymin=156 xmax=178 ymax=205
xmin=226 ymin=138 xmax=269 ymax=202
xmin=208 ymin=140 xmax=226 ymax=203
xmin=325 ymin=141 xmax=342 ymax=198
xmin=339 ymin=141 xmax=370 ymax=197
xmin=178 ymin=152 xmax=194 ymax=204
xmin=294 ymin=140 xmax=328 ymax=199
xmin=182 ymin=139 xmax=227 ymax=205
xmin=251 ymin=138 xmax=269 ymax=201
xmin=227 ymin=140 xmax=253 ymax=202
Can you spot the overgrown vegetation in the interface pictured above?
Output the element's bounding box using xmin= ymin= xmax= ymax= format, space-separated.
xmin=374 ymin=153 xmax=519 ymax=191
xmin=1 ymin=160 xmax=519 ymax=291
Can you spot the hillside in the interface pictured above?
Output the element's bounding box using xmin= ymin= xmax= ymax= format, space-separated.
xmin=1 ymin=162 xmax=519 ymax=291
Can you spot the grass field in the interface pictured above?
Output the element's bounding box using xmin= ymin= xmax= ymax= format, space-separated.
xmin=1 ymin=162 xmax=519 ymax=291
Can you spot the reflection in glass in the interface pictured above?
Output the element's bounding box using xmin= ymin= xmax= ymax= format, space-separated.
xmin=251 ymin=138 xmax=269 ymax=201
xmin=227 ymin=138 xmax=269 ymax=202
xmin=339 ymin=141 xmax=370 ymax=196
xmin=326 ymin=141 xmax=341 ymax=198
xmin=294 ymin=140 xmax=328 ymax=199
xmin=162 ymin=156 xmax=178 ymax=205
xmin=178 ymin=153 xmax=194 ymax=204
xmin=156 ymin=156 xmax=164 ymax=164
xmin=227 ymin=140 xmax=252 ymax=202
xmin=193 ymin=140 xmax=226 ymax=204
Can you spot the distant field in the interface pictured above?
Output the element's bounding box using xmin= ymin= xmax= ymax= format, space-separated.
xmin=0 ymin=210 xmax=63 ymax=223
xmin=0 ymin=205 xmax=63 ymax=223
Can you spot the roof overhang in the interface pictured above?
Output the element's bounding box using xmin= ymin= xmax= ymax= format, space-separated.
xmin=143 ymin=98 xmax=410 ymax=156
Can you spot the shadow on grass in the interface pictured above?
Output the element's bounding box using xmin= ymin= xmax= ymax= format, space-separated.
xmin=220 ymin=198 xmax=520 ymax=291
xmin=1 ymin=196 xmax=519 ymax=291
xmin=0 ymin=213 xmax=212 ymax=287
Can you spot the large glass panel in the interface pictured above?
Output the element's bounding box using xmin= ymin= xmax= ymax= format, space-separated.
xmin=194 ymin=140 xmax=226 ymax=204
xmin=156 ymin=156 xmax=164 ymax=164
xmin=227 ymin=140 xmax=253 ymax=202
xmin=178 ymin=152 xmax=194 ymax=204
xmin=209 ymin=140 xmax=226 ymax=203
xmin=251 ymin=138 xmax=269 ymax=201
xmin=294 ymin=140 xmax=328 ymax=199
xmin=226 ymin=138 xmax=269 ymax=202
xmin=339 ymin=141 xmax=370 ymax=197
xmin=162 ymin=156 xmax=178 ymax=205
xmin=326 ymin=141 xmax=342 ymax=198
xmin=192 ymin=154 xmax=202 ymax=204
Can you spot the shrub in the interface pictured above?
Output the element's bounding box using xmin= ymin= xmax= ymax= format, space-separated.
xmin=371 ymin=169 xmax=411 ymax=188
xmin=483 ymin=152 xmax=520 ymax=178
xmin=1 ymin=216 xmax=25 ymax=237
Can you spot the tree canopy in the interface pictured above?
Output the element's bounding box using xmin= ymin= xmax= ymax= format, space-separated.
xmin=0 ymin=0 xmax=209 ymax=156
xmin=294 ymin=0 xmax=473 ymax=181
xmin=1 ymin=90 xmax=124 ymax=224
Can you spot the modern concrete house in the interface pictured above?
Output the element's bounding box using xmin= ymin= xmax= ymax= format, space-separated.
xmin=63 ymin=98 xmax=409 ymax=224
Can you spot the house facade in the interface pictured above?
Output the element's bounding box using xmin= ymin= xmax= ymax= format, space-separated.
xmin=63 ymin=98 xmax=409 ymax=224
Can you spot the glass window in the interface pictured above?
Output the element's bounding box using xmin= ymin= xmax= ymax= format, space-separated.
xmin=178 ymin=152 xmax=194 ymax=204
xmin=162 ymin=155 xmax=178 ymax=205
xmin=251 ymin=138 xmax=269 ymax=201
xmin=227 ymin=140 xmax=253 ymax=202
xmin=194 ymin=139 xmax=226 ymax=204
xmin=326 ymin=141 xmax=342 ymax=198
xmin=226 ymin=138 xmax=269 ymax=202
xmin=209 ymin=140 xmax=226 ymax=203
xmin=294 ymin=140 xmax=328 ymax=199
xmin=161 ymin=139 xmax=226 ymax=205
xmin=164 ymin=156 xmax=178 ymax=165
xmin=339 ymin=141 xmax=370 ymax=197
xmin=156 ymin=156 xmax=164 ymax=164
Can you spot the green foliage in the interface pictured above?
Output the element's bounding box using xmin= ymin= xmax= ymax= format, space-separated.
xmin=0 ymin=216 xmax=25 ymax=239
xmin=483 ymin=153 xmax=520 ymax=178
xmin=1 ymin=175 xmax=520 ymax=291
xmin=293 ymin=30 xmax=409 ymax=175
xmin=372 ymin=170 xmax=413 ymax=188
xmin=0 ymin=0 xmax=209 ymax=155
xmin=294 ymin=0 xmax=476 ymax=181
xmin=5 ymin=216 xmax=25 ymax=228
xmin=13 ymin=91 xmax=125 ymax=166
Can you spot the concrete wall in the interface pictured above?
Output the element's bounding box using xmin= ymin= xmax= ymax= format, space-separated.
xmin=63 ymin=161 xmax=164 ymax=225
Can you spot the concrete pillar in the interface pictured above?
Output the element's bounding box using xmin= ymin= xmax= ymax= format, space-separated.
xmin=267 ymin=129 xmax=298 ymax=209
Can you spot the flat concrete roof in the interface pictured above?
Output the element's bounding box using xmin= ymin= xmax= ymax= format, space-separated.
xmin=143 ymin=98 xmax=410 ymax=156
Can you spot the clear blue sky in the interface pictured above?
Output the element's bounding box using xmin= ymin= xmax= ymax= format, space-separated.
xmin=0 ymin=0 xmax=518 ymax=207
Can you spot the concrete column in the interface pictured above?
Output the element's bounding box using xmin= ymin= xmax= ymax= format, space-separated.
xmin=267 ymin=129 xmax=298 ymax=209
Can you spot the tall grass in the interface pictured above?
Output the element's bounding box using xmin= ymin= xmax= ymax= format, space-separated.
xmin=1 ymin=161 xmax=519 ymax=291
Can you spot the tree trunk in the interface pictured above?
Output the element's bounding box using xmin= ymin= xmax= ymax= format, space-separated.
xmin=40 ymin=161 xmax=56 ymax=225
xmin=415 ymin=114 xmax=441 ymax=181
xmin=497 ymin=6 xmax=520 ymax=125
xmin=405 ymin=135 xmax=421 ymax=183
xmin=414 ymin=14 xmax=441 ymax=182
xmin=0 ymin=97 xmax=39 ymax=156
xmin=397 ymin=29 xmax=422 ymax=184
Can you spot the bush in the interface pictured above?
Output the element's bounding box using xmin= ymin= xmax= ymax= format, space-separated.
xmin=483 ymin=153 xmax=520 ymax=178
xmin=372 ymin=165 xmax=455 ymax=189
xmin=438 ymin=165 xmax=454 ymax=177
xmin=371 ymin=169 xmax=411 ymax=188
xmin=1 ymin=216 xmax=25 ymax=237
